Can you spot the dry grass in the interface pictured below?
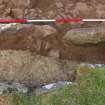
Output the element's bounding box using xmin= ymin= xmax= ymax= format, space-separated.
xmin=0 ymin=50 xmax=76 ymax=86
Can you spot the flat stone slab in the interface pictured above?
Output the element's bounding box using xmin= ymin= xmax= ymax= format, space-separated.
xmin=64 ymin=27 xmax=105 ymax=44
xmin=0 ymin=82 xmax=28 ymax=94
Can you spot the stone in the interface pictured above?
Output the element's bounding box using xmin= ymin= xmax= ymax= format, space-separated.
xmin=0 ymin=23 xmax=32 ymax=34
xmin=11 ymin=8 xmax=24 ymax=18
xmin=96 ymin=10 xmax=105 ymax=18
xmin=35 ymin=81 xmax=72 ymax=95
xmin=63 ymin=27 xmax=105 ymax=44
xmin=11 ymin=0 xmax=30 ymax=7
xmin=46 ymin=10 xmax=56 ymax=18
xmin=79 ymin=63 xmax=105 ymax=69
xmin=0 ymin=24 xmax=57 ymax=38
xmin=48 ymin=49 xmax=60 ymax=58
xmin=56 ymin=2 xmax=63 ymax=8
xmin=75 ymin=2 xmax=89 ymax=11
xmin=0 ymin=82 xmax=28 ymax=94
xmin=33 ymin=25 xmax=57 ymax=38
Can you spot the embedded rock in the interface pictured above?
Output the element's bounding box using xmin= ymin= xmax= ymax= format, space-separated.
xmin=0 ymin=23 xmax=29 ymax=34
xmin=0 ymin=24 xmax=57 ymax=37
xmin=64 ymin=27 xmax=105 ymax=44
xmin=35 ymin=81 xmax=73 ymax=95
xmin=33 ymin=25 xmax=57 ymax=38
xmin=0 ymin=82 xmax=28 ymax=94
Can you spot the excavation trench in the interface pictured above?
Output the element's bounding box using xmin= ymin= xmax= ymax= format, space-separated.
xmin=0 ymin=0 xmax=105 ymax=88
xmin=0 ymin=23 xmax=104 ymax=88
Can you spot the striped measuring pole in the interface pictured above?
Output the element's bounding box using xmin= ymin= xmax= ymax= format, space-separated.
xmin=0 ymin=19 xmax=104 ymax=23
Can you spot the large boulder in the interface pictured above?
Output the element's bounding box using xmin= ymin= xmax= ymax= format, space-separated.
xmin=0 ymin=23 xmax=57 ymax=37
xmin=0 ymin=23 xmax=29 ymax=34
xmin=0 ymin=82 xmax=28 ymax=94
xmin=63 ymin=27 xmax=105 ymax=44
xmin=33 ymin=25 xmax=57 ymax=38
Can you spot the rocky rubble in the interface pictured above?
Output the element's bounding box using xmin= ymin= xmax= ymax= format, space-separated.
xmin=79 ymin=63 xmax=105 ymax=68
xmin=0 ymin=50 xmax=77 ymax=86
xmin=0 ymin=81 xmax=72 ymax=95
xmin=0 ymin=0 xmax=105 ymax=19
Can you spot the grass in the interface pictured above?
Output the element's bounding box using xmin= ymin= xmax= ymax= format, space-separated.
xmin=4 ymin=67 xmax=105 ymax=105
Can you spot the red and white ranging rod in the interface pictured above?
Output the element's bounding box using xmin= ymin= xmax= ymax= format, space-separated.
xmin=0 ymin=19 xmax=105 ymax=23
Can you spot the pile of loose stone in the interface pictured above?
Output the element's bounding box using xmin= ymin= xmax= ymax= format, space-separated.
xmin=0 ymin=0 xmax=105 ymax=19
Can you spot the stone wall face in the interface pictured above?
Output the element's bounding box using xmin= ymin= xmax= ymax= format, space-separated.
xmin=0 ymin=23 xmax=105 ymax=63
xmin=0 ymin=0 xmax=105 ymax=19
xmin=0 ymin=0 xmax=104 ymax=85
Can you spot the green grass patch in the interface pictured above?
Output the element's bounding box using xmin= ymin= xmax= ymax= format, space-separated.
xmin=10 ymin=67 xmax=105 ymax=105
